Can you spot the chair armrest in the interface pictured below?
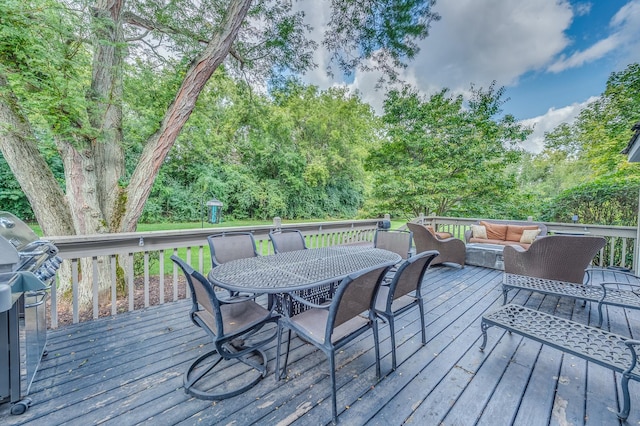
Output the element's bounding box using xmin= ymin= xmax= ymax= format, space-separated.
xmin=218 ymin=293 xmax=260 ymax=304
xmin=503 ymin=245 xmax=529 ymax=275
xmin=287 ymin=292 xmax=331 ymax=310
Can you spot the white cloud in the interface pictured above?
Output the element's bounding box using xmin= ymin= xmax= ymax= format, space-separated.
xmin=548 ymin=35 xmax=621 ymax=73
xmin=519 ymin=97 xmax=598 ymax=153
xmin=401 ymin=0 xmax=573 ymax=92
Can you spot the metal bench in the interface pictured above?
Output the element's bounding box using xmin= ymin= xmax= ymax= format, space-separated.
xmin=480 ymin=304 xmax=640 ymax=420
xmin=502 ymin=273 xmax=640 ymax=327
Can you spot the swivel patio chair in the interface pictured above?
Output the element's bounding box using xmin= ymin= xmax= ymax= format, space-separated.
xmin=407 ymin=222 xmax=465 ymax=268
xmin=207 ymin=231 xmax=259 ymax=267
xmin=208 ymin=232 xmax=261 ymax=298
xmin=374 ymin=250 xmax=439 ymax=371
xmin=275 ymin=264 xmax=391 ymax=424
xmin=269 ymin=229 xmax=307 ymax=254
xmin=171 ymin=255 xmax=278 ymax=400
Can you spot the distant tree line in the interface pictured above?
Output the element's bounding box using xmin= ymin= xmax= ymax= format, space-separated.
xmin=2 ymin=60 xmax=639 ymax=227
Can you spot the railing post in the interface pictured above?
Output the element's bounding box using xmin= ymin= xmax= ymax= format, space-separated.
xmin=273 ymin=216 xmax=282 ymax=231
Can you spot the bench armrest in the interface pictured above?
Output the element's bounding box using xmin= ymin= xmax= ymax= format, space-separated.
xmin=599 ymin=281 xmax=640 ymax=299
xmin=586 ymin=266 xmax=640 ymax=285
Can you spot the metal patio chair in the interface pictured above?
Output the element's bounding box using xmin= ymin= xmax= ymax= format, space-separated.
xmin=275 ymin=264 xmax=391 ymax=424
xmin=207 ymin=231 xmax=259 ymax=267
xmin=373 ymin=229 xmax=413 ymax=260
xmin=269 ymin=229 xmax=307 ymax=253
xmin=374 ymin=250 xmax=439 ymax=371
xmin=171 ymin=255 xmax=278 ymax=400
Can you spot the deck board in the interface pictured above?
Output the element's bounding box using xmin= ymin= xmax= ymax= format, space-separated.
xmin=2 ymin=265 xmax=639 ymax=425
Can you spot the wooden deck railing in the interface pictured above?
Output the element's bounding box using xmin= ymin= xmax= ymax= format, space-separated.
xmin=47 ymin=219 xmax=380 ymax=328
xmin=47 ymin=215 xmax=637 ymax=328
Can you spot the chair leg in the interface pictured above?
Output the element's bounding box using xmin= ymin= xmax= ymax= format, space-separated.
xmin=275 ymin=325 xmax=292 ymax=381
xmin=418 ymin=299 xmax=426 ymax=345
xmin=372 ymin=319 xmax=381 ymax=378
xmin=329 ymin=351 xmax=338 ymax=424
xmin=388 ymin=316 xmax=397 ymax=371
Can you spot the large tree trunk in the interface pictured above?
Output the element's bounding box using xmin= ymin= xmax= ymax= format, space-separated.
xmin=0 ymin=73 xmax=74 ymax=236
xmin=121 ymin=0 xmax=253 ymax=232
xmin=90 ymin=0 xmax=126 ymax=231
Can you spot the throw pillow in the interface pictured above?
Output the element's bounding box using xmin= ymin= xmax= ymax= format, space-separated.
xmin=470 ymin=224 xmax=487 ymax=239
xmin=520 ymin=229 xmax=541 ymax=244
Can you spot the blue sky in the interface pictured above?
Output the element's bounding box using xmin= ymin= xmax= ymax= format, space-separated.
xmin=295 ymin=0 xmax=640 ymax=152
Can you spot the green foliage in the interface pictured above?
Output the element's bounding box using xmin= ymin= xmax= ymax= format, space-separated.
xmin=0 ymin=0 xmax=93 ymax=141
xmin=324 ymin=0 xmax=440 ymax=82
xmin=0 ymin=156 xmax=32 ymax=219
xmin=132 ymin=78 xmax=376 ymax=222
xmin=541 ymin=175 xmax=640 ymax=226
xmin=366 ymin=83 xmax=531 ymax=218
xmin=517 ymin=63 xmax=640 ymax=225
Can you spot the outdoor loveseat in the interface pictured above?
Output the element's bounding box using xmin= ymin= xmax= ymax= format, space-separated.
xmin=464 ymin=219 xmax=547 ymax=249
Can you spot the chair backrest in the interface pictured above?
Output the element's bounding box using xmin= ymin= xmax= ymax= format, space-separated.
xmin=374 ymin=229 xmax=413 ymax=260
xmin=327 ymin=265 xmax=390 ymax=338
xmin=171 ymin=255 xmax=223 ymax=335
xmin=406 ymin=222 xmax=439 ymax=253
xmin=504 ymin=235 xmax=606 ymax=284
xmin=208 ymin=232 xmax=258 ymax=267
xmin=269 ymin=229 xmax=307 ymax=254
xmin=387 ymin=250 xmax=439 ymax=303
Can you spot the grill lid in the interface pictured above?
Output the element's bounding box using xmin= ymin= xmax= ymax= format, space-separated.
xmin=0 ymin=212 xmax=59 ymax=280
xmin=0 ymin=211 xmax=39 ymax=250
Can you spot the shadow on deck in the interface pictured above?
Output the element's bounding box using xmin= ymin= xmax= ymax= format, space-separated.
xmin=2 ymin=265 xmax=639 ymax=425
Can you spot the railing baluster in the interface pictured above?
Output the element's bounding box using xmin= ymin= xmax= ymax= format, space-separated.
xmin=609 ymin=237 xmax=616 ymax=267
xmin=128 ymin=252 xmax=134 ymax=312
xmin=622 ymin=238 xmax=628 ymax=268
xmin=173 ymin=248 xmax=178 ymax=302
xmin=92 ymin=256 xmax=99 ymax=319
xmin=72 ymin=258 xmax=79 ymax=324
xmin=51 ymin=274 xmax=58 ymax=329
xmin=144 ymin=251 xmax=149 ymax=308
xmin=159 ymin=250 xmax=165 ymax=305
xmin=110 ymin=255 xmax=117 ymax=316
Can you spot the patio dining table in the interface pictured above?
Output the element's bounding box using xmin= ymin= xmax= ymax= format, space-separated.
xmin=207 ymin=246 xmax=401 ymax=313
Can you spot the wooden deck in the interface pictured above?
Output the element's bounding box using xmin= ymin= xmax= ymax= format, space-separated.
xmin=2 ymin=265 xmax=639 ymax=425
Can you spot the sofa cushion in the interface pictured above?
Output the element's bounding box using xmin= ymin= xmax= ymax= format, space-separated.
xmin=520 ymin=229 xmax=541 ymax=244
xmin=480 ymin=221 xmax=508 ymax=241
xmin=505 ymin=225 xmax=540 ymax=242
xmin=468 ymin=238 xmax=531 ymax=249
xmin=470 ymin=224 xmax=487 ymax=239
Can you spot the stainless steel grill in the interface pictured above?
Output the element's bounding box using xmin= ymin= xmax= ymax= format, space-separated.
xmin=0 ymin=211 xmax=61 ymax=415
